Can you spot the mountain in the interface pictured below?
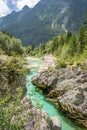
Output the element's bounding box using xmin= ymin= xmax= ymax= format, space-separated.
xmin=0 ymin=0 xmax=87 ymax=46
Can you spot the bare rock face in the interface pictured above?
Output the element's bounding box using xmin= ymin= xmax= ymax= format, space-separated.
xmin=50 ymin=117 xmax=61 ymax=130
xmin=32 ymin=68 xmax=87 ymax=127
xmin=11 ymin=96 xmax=61 ymax=130
xmin=58 ymin=82 xmax=87 ymax=127
xmin=24 ymin=108 xmax=51 ymax=130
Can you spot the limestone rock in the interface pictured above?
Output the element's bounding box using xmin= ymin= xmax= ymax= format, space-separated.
xmin=57 ymin=82 xmax=87 ymax=127
xmin=32 ymin=67 xmax=87 ymax=127
xmin=11 ymin=96 xmax=61 ymax=130
xmin=50 ymin=117 xmax=61 ymax=130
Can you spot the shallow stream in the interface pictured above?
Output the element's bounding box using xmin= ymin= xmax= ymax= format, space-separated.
xmin=26 ymin=60 xmax=86 ymax=130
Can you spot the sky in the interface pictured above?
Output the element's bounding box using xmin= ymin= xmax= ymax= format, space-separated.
xmin=0 ymin=0 xmax=41 ymax=17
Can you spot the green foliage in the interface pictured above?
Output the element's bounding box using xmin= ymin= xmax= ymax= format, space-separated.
xmin=5 ymin=57 xmax=26 ymax=76
xmin=82 ymin=46 xmax=87 ymax=59
xmin=0 ymin=56 xmax=27 ymax=130
xmin=0 ymin=87 xmax=23 ymax=130
xmin=26 ymin=15 xmax=87 ymax=69
xmin=78 ymin=14 xmax=87 ymax=53
xmin=0 ymin=32 xmax=24 ymax=56
xmin=56 ymin=59 xmax=67 ymax=69
xmin=0 ymin=48 xmax=5 ymax=55
xmin=34 ymin=98 xmax=43 ymax=109
xmin=78 ymin=27 xmax=86 ymax=53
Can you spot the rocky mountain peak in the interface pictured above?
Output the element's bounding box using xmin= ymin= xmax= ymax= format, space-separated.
xmin=0 ymin=0 xmax=87 ymax=46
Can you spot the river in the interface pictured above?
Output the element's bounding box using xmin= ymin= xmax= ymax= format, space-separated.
xmin=26 ymin=59 xmax=86 ymax=130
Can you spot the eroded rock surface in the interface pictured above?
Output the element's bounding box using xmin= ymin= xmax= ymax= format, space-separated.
xmin=32 ymin=68 xmax=87 ymax=127
xmin=11 ymin=96 xmax=61 ymax=130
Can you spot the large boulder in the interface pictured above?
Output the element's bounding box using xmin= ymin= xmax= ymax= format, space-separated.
xmin=32 ymin=67 xmax=87 ymax=127
xmin=32 ymin=68 xmax=87 ymax=96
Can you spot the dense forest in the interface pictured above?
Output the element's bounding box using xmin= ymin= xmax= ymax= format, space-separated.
xmin=0 ymin=13 xmax=87 ymax=65
xmin=26 ymin=15 xmax=87 ymax=68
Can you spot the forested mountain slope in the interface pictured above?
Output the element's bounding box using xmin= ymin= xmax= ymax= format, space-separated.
xmin=0 ymin=0 xmax=87 ymax=46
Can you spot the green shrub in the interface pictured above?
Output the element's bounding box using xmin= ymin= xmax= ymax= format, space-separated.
xmin=56 ymin=59 xmax=67 ymax=69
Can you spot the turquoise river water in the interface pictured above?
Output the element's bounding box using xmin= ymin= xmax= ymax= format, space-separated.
xmin=26 ymin=60 xmax=86 ymax=130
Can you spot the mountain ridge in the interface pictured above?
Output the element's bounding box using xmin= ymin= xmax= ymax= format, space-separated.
xmin=0 ymin=0 xmax=87 ymax=46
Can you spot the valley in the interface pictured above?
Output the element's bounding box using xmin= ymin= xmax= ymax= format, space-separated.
xmin=0 ymin=0 xmax=87 ymax=45
xmin=0 ymin=0 xmax=87 ymax=130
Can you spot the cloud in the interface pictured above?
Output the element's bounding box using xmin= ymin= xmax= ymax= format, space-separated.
xmin=0 ymin=0 xmax=40 ymax=17
xmin=4 ymin=0 xmax=41 ymax=11
xmin=0 ymin=0 xmax=11 ymax=17
xmin=3 ymin=0 xmax=19 ymax=11
xmin=16 ymin=0 xmax=41 ymax=10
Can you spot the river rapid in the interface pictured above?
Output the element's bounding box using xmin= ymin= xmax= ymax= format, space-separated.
xmin=26 ymin=59 xmax=86 ymax=130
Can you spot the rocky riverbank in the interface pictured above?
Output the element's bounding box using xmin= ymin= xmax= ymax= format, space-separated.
xmin=32 ymin=67 xmax=87 ymax=127
xmin=11 ymin=96 xmax=61 ymax=130
xmin=0 ymin=56 xmax=61 ymax=130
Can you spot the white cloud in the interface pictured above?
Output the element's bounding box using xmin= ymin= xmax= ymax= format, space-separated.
xmin=16 ymin=0 xmax=40 ymax=10
xmin=0 ymin=0 xmax=11 ymax=17
xmin=0 ymin=0 xmax=40 ymax=17
xmin=4 ymin=0 xmax=17 ymax=5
